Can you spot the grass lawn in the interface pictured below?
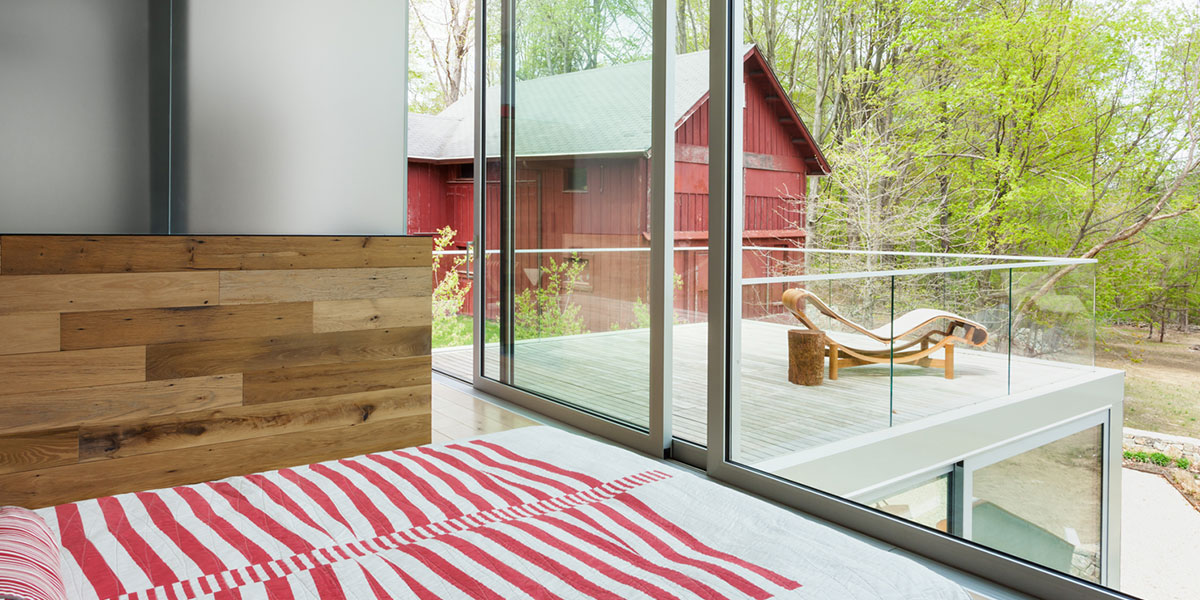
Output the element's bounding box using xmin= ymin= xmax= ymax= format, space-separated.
xmin=1097 ymin=325 xmax=1200 ymax=438
xmin=433 ymin=315 xmax=499 ymax=349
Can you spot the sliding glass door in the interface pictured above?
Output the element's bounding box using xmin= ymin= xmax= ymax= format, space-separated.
xmin=473 ymin=0 xmax=675 ymax=455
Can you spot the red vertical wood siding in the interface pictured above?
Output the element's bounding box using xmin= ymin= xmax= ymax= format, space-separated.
xmin=410 ymin=50 xmax=818 ymax=330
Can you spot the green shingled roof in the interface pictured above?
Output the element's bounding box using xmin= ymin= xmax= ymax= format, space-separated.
xmin=408 ymin=44 xmax=831 ymax=175
xmin=410 ymin=48 xmax=727 ymax=160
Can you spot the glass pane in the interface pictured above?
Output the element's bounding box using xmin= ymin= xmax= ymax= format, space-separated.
xmin=671 ymin=0 xmax=712 ymax=446
xmin=971 ymin=426 xmax=1104 ymax=583
xmin=500 ymin=0 xmax=654 ymax=427
xmin=481 ymin=0 xmax=502 ymax=382
xmin=870 ymin=473 xmax=951 ymax=532
xmin=482 ymin=160 xmax=502 ymax=381
xmin=0 ymin=0 xmax=154 ymax=234
xmin=180 ymin=0 xmax=408 ymax=234
xmin=731 ymin=35 xmax=827 ymax=464
xmin=419 ymin=0 xmax=491 ymax=382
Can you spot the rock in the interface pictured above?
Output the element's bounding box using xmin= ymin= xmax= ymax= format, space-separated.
xmin=1173 ymin=469 xmax=1200 ymax=495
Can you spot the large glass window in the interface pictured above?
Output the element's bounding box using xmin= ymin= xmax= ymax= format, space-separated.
xmin=970 ymin=425 xmax=1105 ymax=583
xmin=868 ymin=471 xmax=952 ymax=533
xmin=670 ymin=0 xmax=712 ymax=447
xmin=481 ymin=0 xmax=657 ymax=431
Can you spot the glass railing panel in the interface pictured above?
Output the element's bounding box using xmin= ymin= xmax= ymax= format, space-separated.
xmin=888 ymin=268 xmax=1013 ymax=418
xmin=728 ymin=249 xmax=1105 ymax=581
xmin=733 ymin=258 xmax=895 ymax=468
xmin=1009 ymin=262 xmax=1096 ymax=398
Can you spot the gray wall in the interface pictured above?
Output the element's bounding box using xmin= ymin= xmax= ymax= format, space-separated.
xmin=0 ymin=0 xmax=152 ymax=233
xmin=175 ymin=0 xmax=408 ymax=234
xmin=0 ymin=0 xmax=407 ymax=235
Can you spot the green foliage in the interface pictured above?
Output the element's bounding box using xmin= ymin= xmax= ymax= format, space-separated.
xmin=1149 ymin=452 xmax=1173 ymax=467
xmin=794 ymin=0 xmax=1200 ymax=335
xmin=432 ymin=227 xmax=473 ymax=349
xmin=423 ymin=0 xmax=1200 ymax=340
xmin=1124 ymin=450 xmax=1176 ymax=468
xmin=612 ymin=272 xmax=685 ymax=330
xmin=514 ymin=255 xmax=589 ymax=339
xmin=484 ymin=0 xmax=651 ymax=82
xmin=1177 ymin=457 xmax=1192 ymax=470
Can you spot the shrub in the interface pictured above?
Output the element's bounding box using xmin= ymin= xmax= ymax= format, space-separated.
xmin=1149 ymin=452 xmax=1172 ymax=467
xmin=1177 ymin=457 xmax=1192 ymax=470
xmin=514 ymin=254 xmax=588 ymax=339
xmin=611 ymin=273 xmax=685 ymax=330
xmin=432 ymin=227 xmax=473 ymax=348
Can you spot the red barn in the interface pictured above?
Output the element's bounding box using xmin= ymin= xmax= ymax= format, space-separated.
xmin=408 ymin=45 xmax=830 ymax=331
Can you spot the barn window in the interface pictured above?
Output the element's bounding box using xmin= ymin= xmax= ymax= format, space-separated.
xmin=457 ymin=163 xmax=474 ymax=180
xmin=563 ymin=167 xmax=588 ymax=192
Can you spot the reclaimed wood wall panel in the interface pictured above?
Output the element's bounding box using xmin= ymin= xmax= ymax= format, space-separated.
xmin=0 ymin=272 xmax=219 ymax=314
xmin=0 ymin=236 xmax=195 ymax=275
xmin=0 ymin=415 xmax=430 ymax=509
xmin=61 ymin=303 xmax=314 ymax=350
xmin=0 ymin=347 xmax=146 ymax=395
xmin=218 ymin=267 xmax=427 ymax=304
xmin=144 ymin=327 xmax=430 ymax=380
xmin=77 ymin=385 xmax=430 ymax=461
xmin=0 ymin=235 xmax=432 ymax=508
xmin=0 ymin=429 xmax=78 ymax=475
xmin=0 ymin=375 xmax=243 ymax=435
xmin=187 ymin=237 xmax=431 ymax=270
xmin=0 ymin=313 xmax=60 ymax=355
xmin=0 ymin=235 xmax=428 ymax=274
xmin=242 ymin=356 xmax=431 ymax=405
xmin=313 ymin=297 xmax=432 ymax=332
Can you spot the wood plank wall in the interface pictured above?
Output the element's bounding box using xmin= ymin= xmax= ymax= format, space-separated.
xmin=0 ymin=235 xmax=432 ymax=508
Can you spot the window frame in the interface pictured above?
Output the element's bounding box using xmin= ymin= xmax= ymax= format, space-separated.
xmin=562 ymin=166 xmax=589 ymax=193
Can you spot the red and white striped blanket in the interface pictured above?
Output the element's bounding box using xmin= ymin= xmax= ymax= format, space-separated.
xmin=35 ymin=427 xmax=969 ymax=599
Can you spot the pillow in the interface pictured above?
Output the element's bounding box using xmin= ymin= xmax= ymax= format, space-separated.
xmin=0 ymin=507 xmax=66 ymax=600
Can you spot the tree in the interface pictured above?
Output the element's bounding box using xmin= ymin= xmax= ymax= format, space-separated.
xmin=512 ymin=0 xmax=651 ymax=79
xmin=410 ymin=0 xmax=475 ymax=112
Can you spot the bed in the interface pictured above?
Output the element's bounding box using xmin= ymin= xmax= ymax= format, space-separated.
xmin=7 ymin=426 xmax=970 ymax=600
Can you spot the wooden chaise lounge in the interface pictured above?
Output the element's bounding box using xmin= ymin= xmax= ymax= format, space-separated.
xmin=781 ymin=288 xmax=989 ymax=380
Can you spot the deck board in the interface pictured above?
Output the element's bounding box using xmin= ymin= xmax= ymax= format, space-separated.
xmin=433 ymin=321 xmax=1092 ymax=465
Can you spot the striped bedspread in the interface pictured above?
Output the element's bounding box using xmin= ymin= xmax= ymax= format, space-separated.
xmin=36 ymin=427 xmax=969 ymax=599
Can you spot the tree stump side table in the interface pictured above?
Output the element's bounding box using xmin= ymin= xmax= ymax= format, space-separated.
xmin=788 ymin=329 xmax=825 ymax=386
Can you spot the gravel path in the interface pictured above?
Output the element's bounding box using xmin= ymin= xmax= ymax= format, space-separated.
xmin=1121 ymin=468 xmax=1200 ymax=600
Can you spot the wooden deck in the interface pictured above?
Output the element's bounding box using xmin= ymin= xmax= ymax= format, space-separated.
xmin=433 ymin=320 xmax=1094 ymax=465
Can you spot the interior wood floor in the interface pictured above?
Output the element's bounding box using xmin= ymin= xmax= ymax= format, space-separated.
xmin=432 ymin=380 xmax=541 ymax=443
